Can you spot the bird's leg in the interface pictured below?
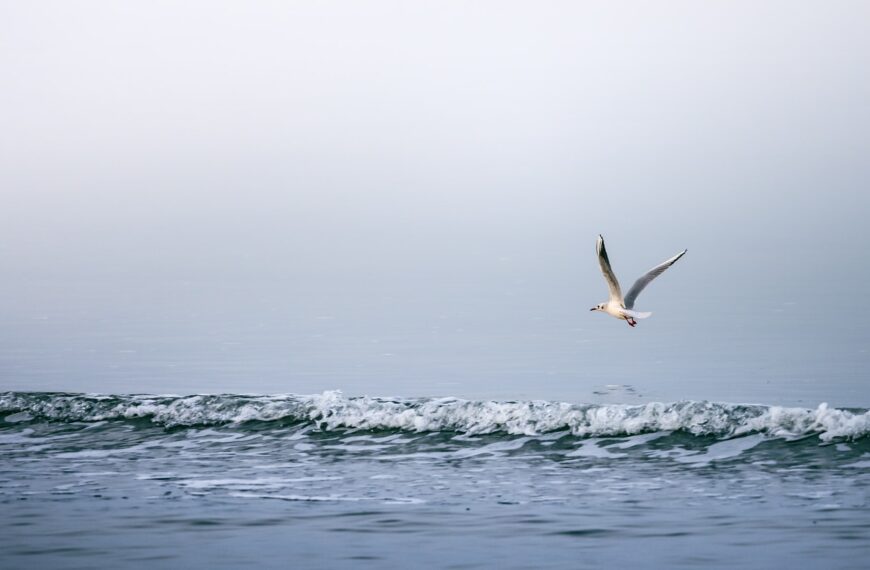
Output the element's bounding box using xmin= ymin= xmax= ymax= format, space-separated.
xmin=626 ymin=318 xmax=637 ymax=328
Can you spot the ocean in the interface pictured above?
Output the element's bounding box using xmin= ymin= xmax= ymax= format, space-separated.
xmin=2 ymin=390 xmax=869 ymax=569
xmin=1 ymin=277 xmax=869 ymax=569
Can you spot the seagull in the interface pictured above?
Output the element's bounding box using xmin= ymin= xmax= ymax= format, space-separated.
xmin=591 ymin=235 xmax=686 ymax=327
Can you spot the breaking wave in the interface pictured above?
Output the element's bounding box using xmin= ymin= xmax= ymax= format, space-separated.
xmin=1 ymin=391 xmax=868 ymax=441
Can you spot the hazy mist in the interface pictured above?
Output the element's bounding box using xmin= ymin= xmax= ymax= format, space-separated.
xmin=2 ymin=2 xmax=869 ymax=403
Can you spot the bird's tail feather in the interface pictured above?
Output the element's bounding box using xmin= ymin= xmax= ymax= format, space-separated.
xmin=623 ymin=309 xmax=652 ymax=319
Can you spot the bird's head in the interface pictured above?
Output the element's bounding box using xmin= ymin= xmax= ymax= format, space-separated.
xmin=590 ymin=303 xmax=605 ymax=312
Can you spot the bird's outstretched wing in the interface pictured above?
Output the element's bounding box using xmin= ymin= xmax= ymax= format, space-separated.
xmin=596 ymin=235 xmax=623 ymax=303
xmin=623 ymin=249 xmax=687 ymax=309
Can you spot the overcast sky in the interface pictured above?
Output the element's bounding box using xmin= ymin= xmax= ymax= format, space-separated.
xmin=3 ymin=0 xmax=868 ymax=283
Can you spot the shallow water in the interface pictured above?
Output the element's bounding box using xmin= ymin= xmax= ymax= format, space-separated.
xmin=2 ymin=392 xmax=869 ymax=569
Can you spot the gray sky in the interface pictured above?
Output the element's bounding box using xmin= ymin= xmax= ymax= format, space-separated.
xmin=3 ymin=0 xmax=869 ymax=279
xmin=1 ymin=2 xmax=869 ymax=399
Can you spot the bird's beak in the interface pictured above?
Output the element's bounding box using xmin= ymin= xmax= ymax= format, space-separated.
xmin=590 ymin=307 xmax=597 ymax=311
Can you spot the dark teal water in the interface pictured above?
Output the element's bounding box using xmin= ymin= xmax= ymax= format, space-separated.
xmin=2 ymin=392 xmax=869 ymax=569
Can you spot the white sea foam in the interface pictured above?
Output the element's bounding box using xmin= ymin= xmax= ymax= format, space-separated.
xmin=674 ymin=433 xmax=768 ymax=465
xmin=566 ymin=438 xmax=626 ymax=459
xmin=4 ymin=412 xmax=33 ymax=423
xmin=1 ymin=391 xmax=869 ymax=441
xmin=295 ymin=392 xmax=870 ymax=441
xmin=607 ymin=432 xmax=671 ymax=449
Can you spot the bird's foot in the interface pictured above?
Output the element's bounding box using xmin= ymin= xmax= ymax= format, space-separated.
xmin=626 ymin=318 xmax=637 ymax=328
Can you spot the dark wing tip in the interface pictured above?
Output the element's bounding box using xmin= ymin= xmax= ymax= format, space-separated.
xmin=664 ymin=249 xmax=688 ymax=269
xmin=597 ymin=236 xmax=609 ymax=262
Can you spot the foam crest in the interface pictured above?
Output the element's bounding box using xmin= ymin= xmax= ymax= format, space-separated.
xmin=1 ymin=391 xmax=868 ymax=441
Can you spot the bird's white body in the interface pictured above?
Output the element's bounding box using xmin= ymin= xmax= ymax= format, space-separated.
xmin=591 ymin=235 xmax=685 ymax=328
xmin=599 ymin=302 xmax=651 ymax=322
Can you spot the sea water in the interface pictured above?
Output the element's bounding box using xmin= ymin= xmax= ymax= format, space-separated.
xmin=1 ymin=281 xmax=869 ymax=568
xmin=1 ymin=391 xmax=869 ymax=569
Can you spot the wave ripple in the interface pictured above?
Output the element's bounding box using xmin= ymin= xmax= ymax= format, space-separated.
xmin=1 ymin=391 xmax=868 ymax=441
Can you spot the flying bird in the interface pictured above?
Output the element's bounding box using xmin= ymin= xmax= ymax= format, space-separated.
xmin=591 ymin=235 xmax=687 ymax=327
